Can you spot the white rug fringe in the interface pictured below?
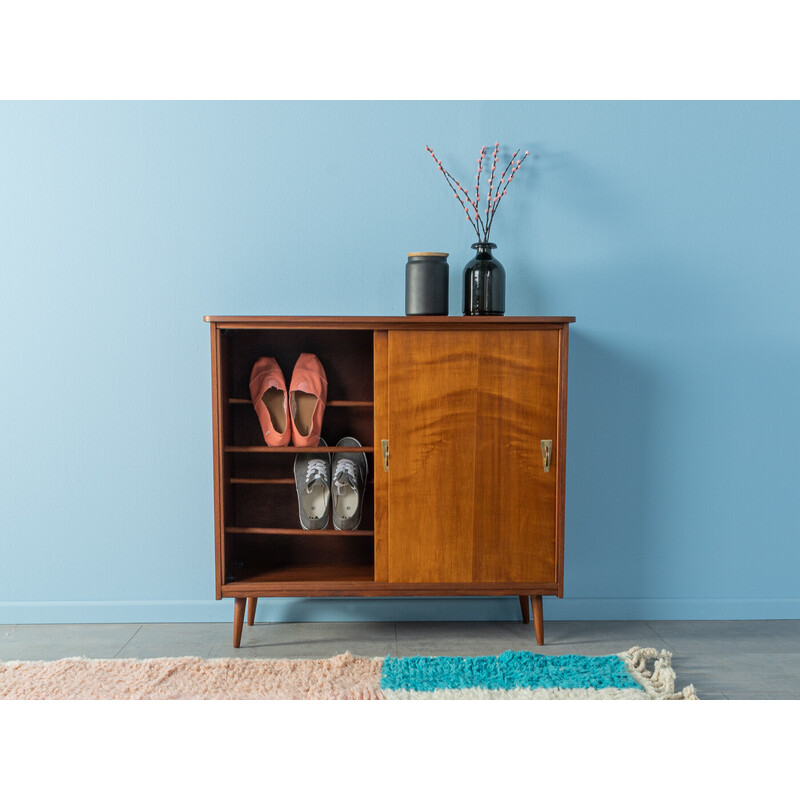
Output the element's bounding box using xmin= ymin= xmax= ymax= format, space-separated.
xmin=620 ymin=646 xmax=697 ymax=700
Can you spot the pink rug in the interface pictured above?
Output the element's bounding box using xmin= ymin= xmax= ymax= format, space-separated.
xmin=0 ymin=653 xmax=384 ymax=700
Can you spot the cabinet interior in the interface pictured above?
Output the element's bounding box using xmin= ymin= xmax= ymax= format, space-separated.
xmin=218 ymin=327 xmax=376 ymax=586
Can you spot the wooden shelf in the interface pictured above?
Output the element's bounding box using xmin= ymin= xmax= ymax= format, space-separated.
xmin=230 ymin=398 xmax=373 ymax=407
xmin=230 ymin=477 xmax=374 ymax=485
xmin=230 ymin=477 xmax=295 ymax=485
xmin=225 ymin=526 xmax=373 ymax=537
xmin=222 ymin=580 xmax=561 ymax=598
xmin=225 ymin=446 xmax=373 ymax=453
xmin=225 ymin=562 xmax=375 ymax=585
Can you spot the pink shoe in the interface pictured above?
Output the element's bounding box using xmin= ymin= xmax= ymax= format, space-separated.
xmin=289 ymin=353 xmax=327 ymax=446
xmin=249 ymin=357 xmax=291 ymax=446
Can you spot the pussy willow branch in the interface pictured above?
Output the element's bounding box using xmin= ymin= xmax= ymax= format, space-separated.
xmin=475 ymin=146 xmax=486 ymax=232
xmin=446 ymin=167 xmax=486 ymax=238
xmin=445 ymin=168 xmax=482 ymax=239
xmin=492 ymin=150 xmax=519 ymax=209
xmin=452 ymin=176 xmax=486 ymax=238
xmin=427 ymin=146 xmax=482 ymax=239
xmin=427 ymin=144 xmax=528 ymax=243
xmin=486 ymin=142 xmax=499 ymax=239
xmin=486 ymin=150 xmax=528 ymax=240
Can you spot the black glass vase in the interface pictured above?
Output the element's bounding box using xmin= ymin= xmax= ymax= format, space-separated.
xmin=462 ymin=242 xmax=505 ymax=315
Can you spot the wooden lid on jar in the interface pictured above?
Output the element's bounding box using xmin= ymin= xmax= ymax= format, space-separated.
xmin=407 ymin=252 xmax=449 ymax=258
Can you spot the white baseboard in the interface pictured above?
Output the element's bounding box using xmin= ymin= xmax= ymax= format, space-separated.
xmin=1 ymin=596 xmax=798 ymax=624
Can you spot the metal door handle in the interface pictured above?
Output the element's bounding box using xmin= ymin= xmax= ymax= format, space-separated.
xmin=541 ymin=440 xmax=552 ymax=473
xmin=381 ymin=439 xmax=389 ymax=471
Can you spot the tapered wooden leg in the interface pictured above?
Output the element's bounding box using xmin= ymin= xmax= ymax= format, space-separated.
xmin=247 ymin=596 xmax=258 ymax=626
xmin=531 ymin=595 xmax=544 ymax=646
xmin=519 ymin=595 xmax=530 ymax=624
xmin=233 ymin=597 xmax=246 ymax=648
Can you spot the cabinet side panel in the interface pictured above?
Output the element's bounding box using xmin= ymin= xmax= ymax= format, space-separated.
xmin=387 ymin=331 xmax=477 ymax=583
xmin=471 ymin=330 xmax=560 ymax=583
xmin=555 ymin=323 xmax=569 ymax=595
xmin=373 ymin=330 xmax=389 ymax=582
xmin=210 ymin=324 xmax=227 ymax=599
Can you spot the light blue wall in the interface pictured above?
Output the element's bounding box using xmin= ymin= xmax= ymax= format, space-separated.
xmin=1 ymin=101 xmax=798 ymax=623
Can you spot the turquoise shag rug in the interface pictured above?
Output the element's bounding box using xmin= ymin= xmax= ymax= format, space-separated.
xmin=379 ymin=646 xmax=697 ymax=700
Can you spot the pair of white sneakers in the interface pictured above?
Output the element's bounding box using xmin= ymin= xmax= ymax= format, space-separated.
xmin=293 ymin=437 xmax=368 ymax=530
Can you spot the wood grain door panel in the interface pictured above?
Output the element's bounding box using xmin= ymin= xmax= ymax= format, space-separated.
xmin=385 ymin=330 xmax=560 ymax=584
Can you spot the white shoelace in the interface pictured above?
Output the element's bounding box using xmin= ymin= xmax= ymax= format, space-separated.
xmin=305 ymin=458 xmax=329 ymax=491
xmin=333 ymin=459 xmax=358 ymax=493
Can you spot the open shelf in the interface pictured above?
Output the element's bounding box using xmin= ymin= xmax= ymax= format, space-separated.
xmin=221 ymin=327 xmax=374 ymax=405
xmin=227 ymin=450 xmax=374 ymax=481
xmin=228 ymin=402 xmax=374 ymax=449
xmin=224 ymin=530 xmax=375 ymax=586
xmin=225 ymin=465 xmax=374 ymax=531
xmin=229 ymin=398 xmax=373 ymax=407
xmin=224 ymin=562 xmax=375 ymax=586
xmin=229 ymin=477 xmax=374 ymax=485
xmin=225 ymin=446 xmax=373 ymax=454
xmin=226 ymin=526 xmax=374 ymax=537
xmin=214 ymin=326 xmax=377 ymax=596
xmin=229 ymin=477 xmax=296 ymax=485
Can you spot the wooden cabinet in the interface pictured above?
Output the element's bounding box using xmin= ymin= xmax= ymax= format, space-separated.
xmin=205 ymin=316 xmax=573 ymax=646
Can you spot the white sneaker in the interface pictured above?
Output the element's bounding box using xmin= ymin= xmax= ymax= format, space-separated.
xmin=293 ymin=438 xmax=330 ymax=529
xmin=331 ymin=437 xmax=368 ymax=530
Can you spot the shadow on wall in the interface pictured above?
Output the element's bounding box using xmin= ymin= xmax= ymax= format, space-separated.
xmin=244 ymin=329 xmax=664 ymax=625
xmin=563 ymin=330 xmax=662 ymax=603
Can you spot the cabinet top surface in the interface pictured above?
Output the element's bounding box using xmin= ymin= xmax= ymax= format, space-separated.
xmin=204 ymin=315 xmax=575 ymax=327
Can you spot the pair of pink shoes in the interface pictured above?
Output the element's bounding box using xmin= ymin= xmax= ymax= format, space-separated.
xmin=249 ymin=354 xmax=327 ymax=447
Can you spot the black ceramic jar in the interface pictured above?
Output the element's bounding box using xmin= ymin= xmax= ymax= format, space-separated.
xmin=405 ymin=252 xmax=449 ymax=315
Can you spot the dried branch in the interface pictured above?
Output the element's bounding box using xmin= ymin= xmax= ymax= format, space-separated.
xmin=426 ymin=143 xmax=530 ymax=243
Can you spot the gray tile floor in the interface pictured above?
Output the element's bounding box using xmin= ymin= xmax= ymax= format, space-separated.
xmin=2 ymin=619 xmax=799 ymax=699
